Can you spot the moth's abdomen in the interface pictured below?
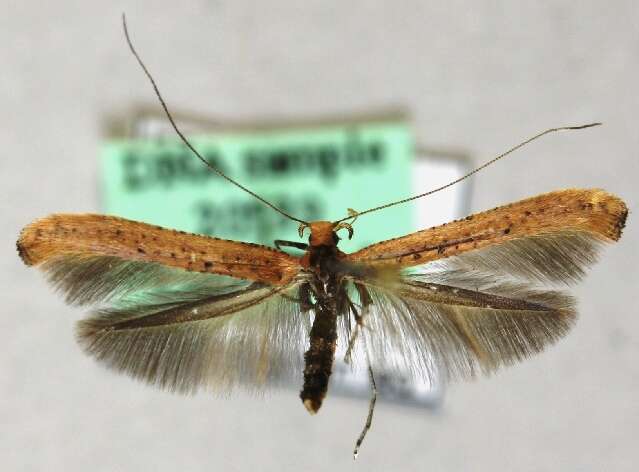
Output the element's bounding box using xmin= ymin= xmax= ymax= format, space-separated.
xmin=301 ymin=300 xmax=338 ymax=414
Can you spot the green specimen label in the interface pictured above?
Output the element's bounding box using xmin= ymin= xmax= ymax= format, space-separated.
xmin=102 ymin=122 xmax=414 ymax=252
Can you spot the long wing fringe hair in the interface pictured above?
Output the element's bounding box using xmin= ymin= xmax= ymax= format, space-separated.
xmin=17 ymin=189 xmax=627 ymax=394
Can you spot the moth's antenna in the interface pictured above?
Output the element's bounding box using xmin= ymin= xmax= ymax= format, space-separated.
xmin=121 ymin=14 xmax=308 ymax=225
xmin=334 ymin=122 xmax=602 ymax=224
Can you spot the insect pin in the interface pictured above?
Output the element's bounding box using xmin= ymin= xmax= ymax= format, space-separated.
xmin=16 ymin=14 xmax=628 ymax=459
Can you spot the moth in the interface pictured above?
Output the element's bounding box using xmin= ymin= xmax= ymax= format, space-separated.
xmin=17 ymin=16 xmax=628 ymax=458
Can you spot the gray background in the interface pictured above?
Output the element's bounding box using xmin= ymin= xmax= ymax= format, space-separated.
xmin=2 ymin=2 xmax=637 ymax=471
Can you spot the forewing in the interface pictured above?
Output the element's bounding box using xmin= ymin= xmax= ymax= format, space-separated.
xmin=346 ymin=189 xmax=627 ymax=284
xmin=76 ymin=278 xmax=310 ymax=393
xmin=17 ymin=214 xmax=302 ymax=294
xmin=343 ymin=273 xmax=576 ymax=383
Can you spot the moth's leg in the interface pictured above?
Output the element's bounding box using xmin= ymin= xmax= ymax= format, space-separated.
xmin=334 ymin=282 xmax=356 ymax=347
xmin=298 ymin=282 xmax=314 ymax=312
xmin=353 ymin=339 xmax=377 ymax=460
xmin=274 ymin=240 xmax=308 ymax=251
xmin=277 ymin=282 xmax=314 ymax=310
xmin=297 ymin=282 xmax=314 ymax=333
xmin=344 ymin=283 xmax=372 ymax=364
xmin=344 ymin=301 xmax=361 ymax=364
xmin=279 ymin=293 xmax=301 ymax=303
xmin=355 ymin=282 xmax=373 ymax=319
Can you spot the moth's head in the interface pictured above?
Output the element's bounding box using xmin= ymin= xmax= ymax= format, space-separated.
xmin=299 ymin=221 xmax=354 ymax=247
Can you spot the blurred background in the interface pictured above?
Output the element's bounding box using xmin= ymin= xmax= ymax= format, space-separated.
xmin=2 ymin=2 xmax=637 ymax=471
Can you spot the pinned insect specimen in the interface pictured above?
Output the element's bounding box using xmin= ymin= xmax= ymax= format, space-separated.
xmin=16 ymin=16 xmax=627 ymax=458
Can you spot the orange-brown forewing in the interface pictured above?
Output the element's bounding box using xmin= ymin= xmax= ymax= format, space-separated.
xmin=17 ymin=214 xmax=302 ymax=286
xmin=346 ymin=189 xmax=627 ymax=269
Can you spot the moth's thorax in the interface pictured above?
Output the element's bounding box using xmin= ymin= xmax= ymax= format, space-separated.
xmin=299 ymin=221 xmax=346 ymax=277
xmin=307 ymin=221 xmax=338 ymax=247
